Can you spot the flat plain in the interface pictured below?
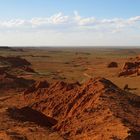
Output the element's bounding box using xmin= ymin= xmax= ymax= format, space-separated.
xmin=1 ymin=47 xmax=139 ymax=94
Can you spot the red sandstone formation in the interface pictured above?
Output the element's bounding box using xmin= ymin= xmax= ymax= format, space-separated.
xmin=0 ymin=56 xmax=36 ymax=73
xmin=119 ymin=61 xmax=140 ymax=77
xmin=0 ymin=71 xmax=34 ymax=90
xmin=23 ymin=77 xmax=140 ymax=140
xmin=0 ymin=56 xmax=31 ymax=67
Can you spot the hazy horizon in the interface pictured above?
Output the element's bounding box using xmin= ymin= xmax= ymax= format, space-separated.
xmin=1 ymin=46 xmax=140 ymax=49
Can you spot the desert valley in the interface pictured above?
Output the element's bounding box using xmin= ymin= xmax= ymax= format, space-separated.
xmin=0 ymin=47 xmax=140 ymax=139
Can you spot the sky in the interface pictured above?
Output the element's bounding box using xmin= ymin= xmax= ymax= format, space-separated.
xmin=0 ymin=0 xmax=140 ymax=46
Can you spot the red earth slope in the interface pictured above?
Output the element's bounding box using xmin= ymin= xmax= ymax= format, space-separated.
xmin=24 ymin=77 xmax=140 ymax=140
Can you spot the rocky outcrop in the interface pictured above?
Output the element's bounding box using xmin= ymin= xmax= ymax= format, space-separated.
xmin=107 ymin=62 xmax=118 ymax=68
xmin=23 ymin=77 xmax=140 ymax=140
xmin=0 ymin=56 xmax=36 ymax=74
xmin=119 ymin=61 xmax=140 ymax=77
xmin=0 ymin=56 xmax=31 ymax=67
xmin=0 ymin=71 xmax=34 ymax=90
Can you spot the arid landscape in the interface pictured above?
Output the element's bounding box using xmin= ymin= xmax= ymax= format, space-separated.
xmin=0 ymin=47 xmax=140 ymax=140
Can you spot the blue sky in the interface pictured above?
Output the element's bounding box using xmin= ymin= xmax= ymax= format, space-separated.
xmin=0 ymin=0 xmax=140 ymax=46
xmin=0 ymin=0 xmax=140 ymax=19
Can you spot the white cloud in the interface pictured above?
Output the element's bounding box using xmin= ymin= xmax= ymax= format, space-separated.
xmin=0 ymin=19 xmax=26 ymax=28
xmin=0 ymin=12 xmax=69 ymax=29
xmin=0 ymin=12 xmax=139 ymax=31
xmin=128 ymin=16 xmax=140 ymax=22
xmin=74 ymin=11 xmax=96 ymax=26
xmin=30 ymin=13 xmax=69 ymax=27
xmin=0 ymin=12 xmax=140 ymax=46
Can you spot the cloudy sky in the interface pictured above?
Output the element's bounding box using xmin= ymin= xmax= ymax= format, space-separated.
xmin=0 ymin=0 xmax=140 ymax=46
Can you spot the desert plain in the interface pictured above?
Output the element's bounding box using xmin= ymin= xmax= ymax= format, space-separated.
xmin=0 ymin=47 xmax=140 ymax=140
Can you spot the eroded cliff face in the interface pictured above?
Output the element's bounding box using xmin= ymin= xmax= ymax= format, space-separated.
xmin=0 ymin=56 xmax=36 ymax=75
xmin=0 ymin=71 xmax=34 ymax=90
xmin=23 ymin=77 xmax=140 ymax=140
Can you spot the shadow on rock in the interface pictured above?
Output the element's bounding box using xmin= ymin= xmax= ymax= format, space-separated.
xmin=7 ymin=107 xmax=58 ymax=127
